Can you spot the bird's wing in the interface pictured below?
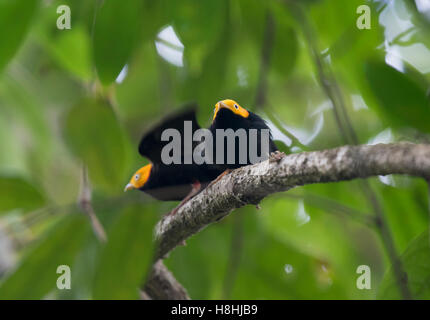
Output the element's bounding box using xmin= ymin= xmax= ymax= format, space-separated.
xmin=138 ymin=104 xmax=201 ymax=164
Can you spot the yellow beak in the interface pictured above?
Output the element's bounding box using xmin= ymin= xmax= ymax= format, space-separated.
xmin=124 ymin=183 xmax=134 ymax=192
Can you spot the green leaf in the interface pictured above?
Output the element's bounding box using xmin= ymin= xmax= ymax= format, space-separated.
xmin=0 ymin=0 xmax=39 ymax=73
xmin=166 ymin=0 xmax=226 ymax=50
xmin=271 ymin=8 xmax=298 ymax=76
xmin=378 ymin=230 xmax=430 ymax=299
xmin=0 ymin=214 xmax=90 ymax=299
xmin=272 ymin=140 xmax=290 ymax=154
xmin=167 ymin=208 xmax=348 ymax=299
xmin=93 ymin=0 xmax=143 ymax=84
xmin=378 ymin=179 xmax=428 ymax=252
xmin=238 ymin=0 xmax=267 ymax=44
xmin=183 ymin=0 xmax=231 ymax=121
xmin=41 ymin=25 xmax=92 ymax=80
xmin=63 ymin=98 xmax=128 ymax=192
xmin=92 ymin=204 xmax=158 ymax=299
xmin=0 ymin=176 xmax=45 ymax=213
xmin=259 ymin=193 xmax=378 ymax=299
xmin=363 ymin=60 xmax=430 ymax=133
xmin=271 ymin=22 xmax=297 ymax=76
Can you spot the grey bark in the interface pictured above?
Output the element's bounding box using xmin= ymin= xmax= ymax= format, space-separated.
xmin=144 ymin=260 xmax=190 ymax=300
xmin=154 ymin=143 xmax=430 ymax=260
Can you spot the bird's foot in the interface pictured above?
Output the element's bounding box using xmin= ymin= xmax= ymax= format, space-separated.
xmin=269 ymin=151 xmax=285 ymax=163
xmin=206 ymin=169 xmax=232 ymax=189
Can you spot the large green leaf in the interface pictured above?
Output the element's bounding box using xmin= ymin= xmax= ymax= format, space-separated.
xmin=238 ymin=0 xmax=267 ymax=44
xmin=0 ymin=176 xmax=45 ymax=213
xmin=93 ymin=0 xmax=143 ymax=84
xmin=183 ymin=0 xmax=231 ymax=122
xmin=63 ymin=98 xmax=128 ymax=192
xmin=309 ymin=0 xmax=369 ymax=50
xmin=40 ymin=25 xmax=92 ymax=80
xmin=378 ymin=230 xmax=430 ymax=299
xmin=0 ymin=0 xmax=39 ymax=73
xmin=92 ymin=204 xmax=158 ymax=299
xmin=0 ymin=214 xmax=90 ymax=299
xmin=363 ymin=60 xmax=430 ymax=133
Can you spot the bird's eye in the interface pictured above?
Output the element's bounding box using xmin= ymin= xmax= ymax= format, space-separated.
xmin=135 ymin=174 xmax=140 ymax=180
xmin=234 ymin=104 xmax=239 ymax=109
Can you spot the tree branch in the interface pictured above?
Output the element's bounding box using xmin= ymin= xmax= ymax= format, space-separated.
xmin=154 ymin=143 xmax=430 ymax=260
xmin=143 ymin=260 xmax=190 ymax=300
xmin=290 ymin=2 xmax=412 ymax=299
xmin=79 ymin=165 xmax=107 ymax=243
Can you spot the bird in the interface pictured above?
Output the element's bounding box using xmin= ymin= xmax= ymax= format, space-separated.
xmin=124 ymin=99 xmax=280 ymax=213
xmin=124 ymin=105 xmax=221 ymax=212
xmin=124 ymin=162 xmax=218 ymax=201
xmin=209 ymin=99 xmax=279 ymax=171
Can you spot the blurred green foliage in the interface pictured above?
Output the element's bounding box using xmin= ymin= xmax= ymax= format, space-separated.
xmin=0 ymin=0 xmax=429 ymax=300
xmin=63 ymin=98 xmax=129 ymax=192
xmin=379 ymin=230 xmax=430 ymax=299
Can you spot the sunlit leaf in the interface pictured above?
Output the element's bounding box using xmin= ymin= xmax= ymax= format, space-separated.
xmin=92 ymin=204 xmax=158 ymax=299
xmin=165 ymin=0 xmax=227 ymax=73
xmin=0 ymin=176 xmax=45 ymax=213
xmin=0 ymin=0 xmax=39 ymax=73
xmin=0 ymin=214 xmax=90 ymax=299
xmin=309 ymin=0 xmax=366 ymax=49
xmin=93 ymin=0 xmax=143 ymax=84
xmin=378 ymin=230 xmax=430 ymax=299
xmin=363 ymin=59 xmax=430 ymax=133
xmin=63 ymin=98 xmax=128 ymax=192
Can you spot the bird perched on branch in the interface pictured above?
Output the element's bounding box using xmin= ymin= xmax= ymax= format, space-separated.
xmin=125 ymin=99 xmax=279 ymax=214
xmin=210 ymin=99 xmax=278 ymax=170
xmin=124 ymin=106 xmax=220 ymax=207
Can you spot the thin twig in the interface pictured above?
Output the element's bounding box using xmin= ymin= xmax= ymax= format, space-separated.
xmin=78 ymin=166 xmax=107 ymax=243
xmin=281 ymin=192 xmax=374 ymax=227
xmin=289 ymin=2 xmax=412 ymax=299
xmin=265 ymin=109 xmax=310 ymax=151
xmin=291 ymin=4 xmax=350 ymax=145
xmin=253 ymin=10 xmax=309 ymax=152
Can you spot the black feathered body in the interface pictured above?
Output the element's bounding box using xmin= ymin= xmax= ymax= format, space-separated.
xmin=209 ymin=108 xmax=278 ymax=170
xmin=137 ymin=105 xmax=222 ymax=201
xmin=135 ymin=104 xmax=277 ymax=201
xmin=140 ymin=163 xmax=220 ymax=201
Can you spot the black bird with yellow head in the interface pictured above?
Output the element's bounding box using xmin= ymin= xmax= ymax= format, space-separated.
xmin=124 ymin=107 xmax=220 ymax=201
xmin=210 ymin=99 xmax=278 ymax=170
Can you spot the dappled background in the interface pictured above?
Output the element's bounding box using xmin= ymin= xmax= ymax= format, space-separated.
xmin=0 ymin=0 xmax=430 ymax=299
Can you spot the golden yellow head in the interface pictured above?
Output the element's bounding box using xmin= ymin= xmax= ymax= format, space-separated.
xmin=124 ymin=164 xmax=152 ymax=192
xmin=213 ymin=99 xmax=249 ymax=121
